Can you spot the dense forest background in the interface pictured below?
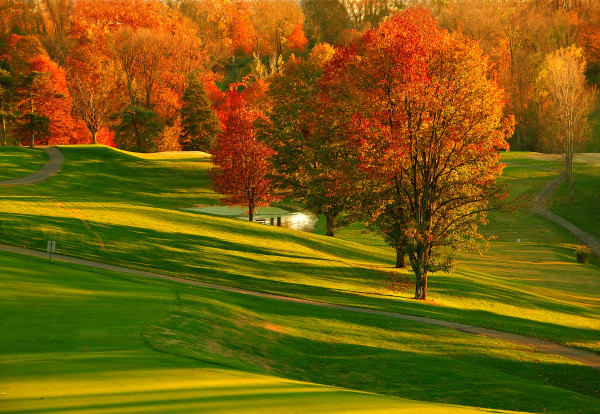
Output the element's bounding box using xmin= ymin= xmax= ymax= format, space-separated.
xmin=1 ymin=0 xmax=599 ymax=152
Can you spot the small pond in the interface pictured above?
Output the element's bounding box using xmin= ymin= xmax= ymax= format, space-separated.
xmin=185 ymin=206 xmax=318 ymax=233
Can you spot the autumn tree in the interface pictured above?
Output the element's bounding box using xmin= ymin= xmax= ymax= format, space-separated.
xmin=249 ymin=0 xmax=307 ymax=56
xmin=341 ymin=0 xmax=404 ymax=31
xmin=180 ymin=73 xmax=221 ymax=152
xmin=67 ymin=72 xmax=115 ymax=144
xmin=538 ymin=46 xmax=596 ymax=199
xmin=343 ymin=9 xmax=512 ymax=299
xmin=266 ymin=44 xmax=359 ymax=236
xmin=211 ymin=91 xmax=279 ymax=221
xmin=172 ymin=0 xmax=255 ymax=66
xmin=37 ymin=0 xmax=75 ymax=64
xmin=301 ymin=0 xmax=351 ymax=46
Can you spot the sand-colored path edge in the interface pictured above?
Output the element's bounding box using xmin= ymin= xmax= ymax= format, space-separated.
xmin=0 ymin=243 xmax=598 ymax=371
xmin=0 ymin=146 xmax=64 ymax=186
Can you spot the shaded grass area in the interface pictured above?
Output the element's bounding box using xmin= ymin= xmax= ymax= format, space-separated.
xmin=0 ymin=147 xmax=48 ymax=180
xmin=0 ymin=252 xmax=518 ymax=414
xmin=0 ymin=146 xmax=597 ymax=355
xmin=2 ymin=252 xmax=480 ymax=414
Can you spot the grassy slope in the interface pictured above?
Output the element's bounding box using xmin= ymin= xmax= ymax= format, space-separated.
xmin=0 ymin=146 xmax=597 ymax=354
xmin=2 ymin=252 xmax=484 ymax=414
xmin=3 ymin=252 xmax=599 ymax=413
xmin=1 ymin=146 xmax=599 ymax=412
xmin=0 ymin=147 xmax=48 ymax=180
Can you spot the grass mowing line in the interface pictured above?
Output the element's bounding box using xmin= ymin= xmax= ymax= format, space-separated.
xmin=0 ymin=251 xmax=520 ymax=414
xmin=0 ymin=147 xmax=48 ymax=180
xmin=2 ymin=242 xmax=598 ymax=372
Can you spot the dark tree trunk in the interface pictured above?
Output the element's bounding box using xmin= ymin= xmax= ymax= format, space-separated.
xmin=395 ymin=247 xmax=407 ymax=268
xmin=29 ymin=98 xmax=34 ymax=149
xmin=412 ymin=248 xmax=428 ymax=300
xmin=414 ymin=271 xmax=427 ymax=300
xmin=325 ymin=213 xmax=336 ymax=237
xmin=248 ymin=204 xmax=254 ymax=222
xmin=91 ymin=129 xmax=97 ymax=144
xmin=567 ymin=152 xmax=574 ymax=200
xmin=1 ymin=116 xmax=6 ymax=146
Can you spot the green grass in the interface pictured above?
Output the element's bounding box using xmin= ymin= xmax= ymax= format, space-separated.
xmin=0 ymin=252 xmax=523 ymax=414
xmin=1 ymin=146 xmax=599 ymax=412
xmin=0 ymin=145 xmax=597 ymax=356
xmin=0 ymin=147 xmax=48 ymax=180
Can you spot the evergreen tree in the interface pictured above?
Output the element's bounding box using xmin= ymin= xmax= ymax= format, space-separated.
xmin=0 ymin=69 xmax=18 ymax=146
xmin=112 ymin=105 xmax=163 ymax=153
xmin=16 ymin=71 xmax=51 ymax=148
xmin=180 ymin=75 xmax=221 ymax=152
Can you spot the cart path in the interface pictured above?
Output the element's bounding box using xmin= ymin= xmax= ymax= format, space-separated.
xmin=525 ymin=168 xmax=600 ymax=257
xmin=1 ymin=243 xmax=598 ymax=371
xmin=0 ymin=146 xmax=64 ymax=186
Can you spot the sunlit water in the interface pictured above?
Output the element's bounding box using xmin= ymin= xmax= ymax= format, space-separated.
xmin=237 ymin=211 xmax=318 ymax=233
xmin=185 ymin=206 xmax=318 ymax=233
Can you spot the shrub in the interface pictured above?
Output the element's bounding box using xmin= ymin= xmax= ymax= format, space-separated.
xmin=576 ymin=245 xmax=592 ymax=264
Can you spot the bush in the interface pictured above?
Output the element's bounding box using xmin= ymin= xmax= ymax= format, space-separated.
xmin=576 ymin=245 xmax=592 ymax=263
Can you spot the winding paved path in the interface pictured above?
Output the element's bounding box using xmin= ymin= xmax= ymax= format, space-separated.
xmin=521 ymin=165 xmax=600 ymax=257
xmin=1 ymin=242 xmax=598 ymax=371
xmin=0 ymin=146 xmax=64 ymax=186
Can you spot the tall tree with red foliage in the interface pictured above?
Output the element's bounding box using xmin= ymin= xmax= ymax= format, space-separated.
xmin=338 ymin=9 xmax=513 ymax=299
xmin=211 ymin=91 xmax=279 ymax=221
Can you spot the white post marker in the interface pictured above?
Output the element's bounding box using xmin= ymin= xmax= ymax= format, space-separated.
xmin=47 ymin=240 xmax=56 ymax=262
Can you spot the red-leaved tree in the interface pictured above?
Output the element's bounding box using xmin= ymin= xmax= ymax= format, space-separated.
xmin=211 ymin=91 xmax=280 ymax=221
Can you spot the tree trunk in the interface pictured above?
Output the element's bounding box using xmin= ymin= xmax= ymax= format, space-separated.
xmin=412 ymin=248 xmax=428 ymax=300
xmin=248 ymin=204 xmax=254 ymax=222
xmin=1 ymin=116 xmax=6 ymax=146
xmin=395 ymin=247 xmax=407 ymax=268
xmin=414 ymin=270 xmax=427 ymax=300
xmin=325 ymin=213 xmax=336 ymax=237
xmin=92 ymin=129 xmax=97 ymax=144
xmin=29 ymin=97 xmax=34 ymax=149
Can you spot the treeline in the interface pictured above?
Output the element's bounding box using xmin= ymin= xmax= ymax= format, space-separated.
xmin=433 ymin=0 xmax=600 ymax=151
xmin=0 ymin=0 xmax=598 ymax=152
xmin=0 ymin=0 xmax=309 ymax=149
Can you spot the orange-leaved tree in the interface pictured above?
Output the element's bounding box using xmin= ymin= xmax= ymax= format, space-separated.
xmin=343 ymin=9 xmax=513 ymax=299
xmin=211 ymin=90 xmax=280 ymax=221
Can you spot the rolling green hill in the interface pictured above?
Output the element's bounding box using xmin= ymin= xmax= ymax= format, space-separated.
xmin=0 ymin=145 xmax=598 ymax=413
